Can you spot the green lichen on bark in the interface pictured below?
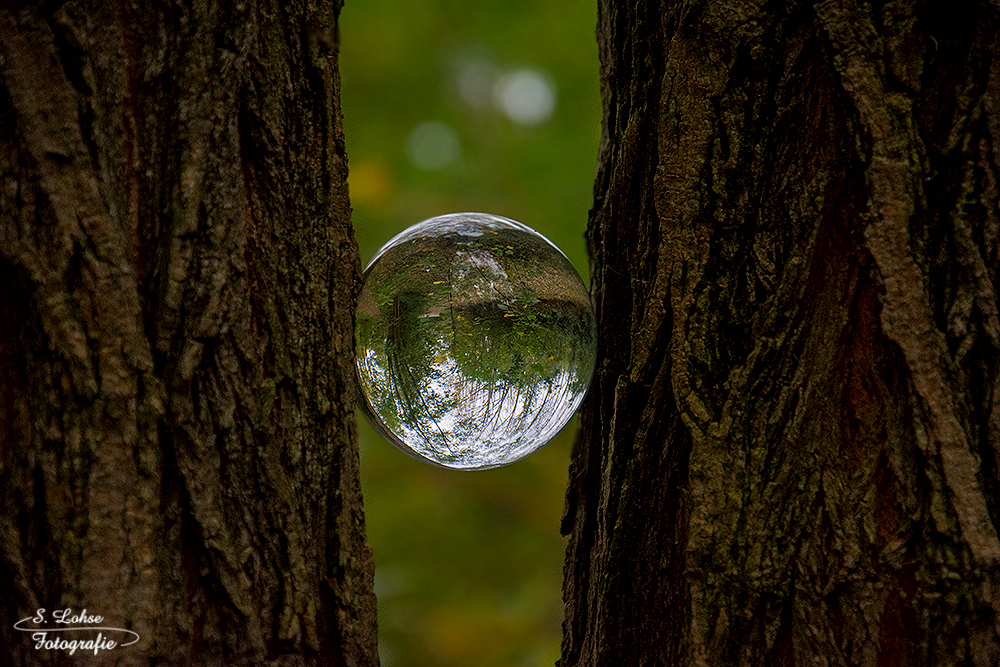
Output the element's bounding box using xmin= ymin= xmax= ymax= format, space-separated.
xmin=0 ymin=1 xmax=378 ymax=665
xmin=564 ymin=0 xmax=1000 ymax=665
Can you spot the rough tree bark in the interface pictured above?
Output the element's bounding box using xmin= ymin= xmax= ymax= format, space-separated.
xmin=0 ymin=1 xmax=378 ymax=665
xmin=564 ymin=0 xmax=1000 ymax=665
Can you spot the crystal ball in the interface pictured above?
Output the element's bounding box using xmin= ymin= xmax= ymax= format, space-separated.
xmin=355 ymin=212 xmax=597 ymax=470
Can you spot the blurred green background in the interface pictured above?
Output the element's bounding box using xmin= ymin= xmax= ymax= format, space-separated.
xmin=339 ymin=1 xmax=600 ymax=664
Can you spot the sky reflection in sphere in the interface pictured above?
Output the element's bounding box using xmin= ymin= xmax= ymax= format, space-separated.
xmin=355 ymin=213 xmax=596 ymax=470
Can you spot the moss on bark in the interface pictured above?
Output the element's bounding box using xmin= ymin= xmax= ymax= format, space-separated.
xmin=0 ymin=1 xmax=378 ymax=664
xmin=564 ymin=0 xmax=1000 ymax=665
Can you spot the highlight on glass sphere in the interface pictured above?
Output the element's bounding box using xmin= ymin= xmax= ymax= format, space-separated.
xmin=355 ymin=212 xmax=597 ymax=470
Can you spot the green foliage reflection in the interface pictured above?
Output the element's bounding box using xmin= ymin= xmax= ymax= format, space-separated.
xmin=356 ymin=215 xmax=596 ymax=470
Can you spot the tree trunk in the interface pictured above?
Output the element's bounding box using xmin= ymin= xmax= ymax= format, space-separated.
xmin=563 ymin=0 xmax=1000 ymax=665
xmin=0 ymin=1 xmax=378 ymax=665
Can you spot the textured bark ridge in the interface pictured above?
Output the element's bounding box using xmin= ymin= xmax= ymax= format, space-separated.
xmin=0 ymin=1 xmax=378 ymax=665
xmin=563 ymin=0 xmax=1000 ymax=664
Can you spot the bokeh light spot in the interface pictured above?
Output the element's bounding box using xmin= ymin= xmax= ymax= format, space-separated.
xmin=493 ymin=69 xmax=556 ymax=126
xmin=406 ymin=121 xmax=461 ymax=170
xmin=454 ymin=55 xmax=501 ymax=109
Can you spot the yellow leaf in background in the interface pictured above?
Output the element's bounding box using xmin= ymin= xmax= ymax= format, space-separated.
xmin=348 ymin=159 xmax=395 ymax=214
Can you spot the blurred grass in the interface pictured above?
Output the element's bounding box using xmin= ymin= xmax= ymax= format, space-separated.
xmin=339 ymin=1 xmax=599 ymax=664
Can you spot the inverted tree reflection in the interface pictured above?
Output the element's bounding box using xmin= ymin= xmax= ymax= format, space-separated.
xmin=356 ymin=213 xmax=596 ymax=470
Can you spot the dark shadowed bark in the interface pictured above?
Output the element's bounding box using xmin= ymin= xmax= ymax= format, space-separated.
xmin=563 ymin=0 xmax=1000 ymax=665
xmin=0 ymin=1 xmax=378 ymax=665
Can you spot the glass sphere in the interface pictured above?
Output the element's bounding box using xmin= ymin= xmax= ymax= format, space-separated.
xmin=355 ymin=212 xmax=597 ymax=470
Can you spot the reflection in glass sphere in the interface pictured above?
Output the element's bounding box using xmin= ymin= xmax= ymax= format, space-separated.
xmin=355 ymin=212 xmax=597 ymax=470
